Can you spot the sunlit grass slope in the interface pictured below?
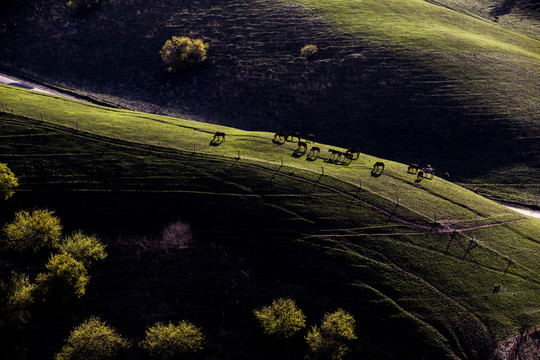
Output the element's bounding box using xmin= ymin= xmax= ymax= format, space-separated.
xmin=1 ymin=84 xmax=539 ymax=359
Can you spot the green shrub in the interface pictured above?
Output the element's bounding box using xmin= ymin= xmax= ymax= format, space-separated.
xmin=253 ymin=298 xmax=306 ymax=338
xmin=139 ymin=321 xmax=205 ymax=359
xmin=0 ymin=163 xmax=18 ymax=200
xmin=3 ymin=209 xmax=63 ymax=253
xmin=300 ymin=45 xmax=318 ymax=59
xmin=66 ymin=0 xmax=99 ymax=14
xmin=0 ymin=272 xmax=36 ymax=331
xmin=35 ymin=253 xmax=89 ymax=302
xmin=305 ymin=309 xmax=357 ymax=360
xmin=57 ymin=231 xmax=107 ymax=267
xmin=160 ymin=36 xmax=209 ymax=72
xmin=55 ymin=316 xmax=130 ymax=360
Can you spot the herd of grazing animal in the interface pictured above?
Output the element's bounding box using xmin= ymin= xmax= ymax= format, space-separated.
xmin=212 ymin=131 xmax=441 ymax=181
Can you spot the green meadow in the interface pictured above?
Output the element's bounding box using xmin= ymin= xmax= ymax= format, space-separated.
xmin=1 ymin=84 xmax=539 ymax=359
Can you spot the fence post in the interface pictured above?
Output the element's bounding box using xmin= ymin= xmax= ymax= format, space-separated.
xmin=396 ymin=196 xmax=400 ymax=206
xmin=76 ymin=122 xmax=79 ymax=131
xmin=153 ymin=138 xmax=155 ymax=146
xmin=113 ymin=131 xmax=115 ymax=139
xmin=237 ymin=150 xmax=240 ymax=159
xmin=503 ymin=253 xmax=513 ymax=276
xmin=281 ymin=157 xmax=283 ymax=167
xmin=2 ymin=104 xmax=5 ymax=112
xmin=321 ymin=166 xmax=324 ymax=175
xmin=40 ymin=113 xmax=43 ymax=121
xmin=193 ymin=144 xmax=196 ymax=153
xmin=359 ymin=179 xmax=361 ymax=189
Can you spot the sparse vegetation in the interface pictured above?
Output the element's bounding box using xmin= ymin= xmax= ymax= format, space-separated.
xmin=56 ymin=231 xmax=107 ymax=266
xmin=305 ymin=309 xmax=357 ymax=360
xmin=55 ymin=316 xmax=131 ymax=360
xmin=35 ymin=253 xmax=89 ymax=301
xmin=4 ymin=209 xmax=62 ymax=253
xmin=0 ymin=163 xmax=18 ymax=200
xmin=161 ymin=220 xmax=192 ymax=248
xmin=159 ymin=36 xmax=209 ymax=73
xmin=139 ymin=321 xmax=205 ymax=359
xmin=254 ymin=298 xmax=307 ymax=338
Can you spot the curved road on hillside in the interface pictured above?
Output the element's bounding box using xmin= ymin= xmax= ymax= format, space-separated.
xmin=0 ymin=72 xmax=91 ymax=103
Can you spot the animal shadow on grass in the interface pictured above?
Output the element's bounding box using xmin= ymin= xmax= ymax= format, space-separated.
xmin=371 ymin=169 xmax=383 ymax=177
xmin=292 ymin=147 xmax=306 ymax=158
xmin=371 ymin=162 xmax=384 ymax=177
xmin=209 ymin=138 xmax=225 ymax=146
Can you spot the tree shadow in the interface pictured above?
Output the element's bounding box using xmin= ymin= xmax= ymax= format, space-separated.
xmin=371 ymin=169 xmax=383 ymax=177
xmin=306 ymin=153 xmax=319 ymax=162
xmin=272 ymin=138 xmax=285 ymax=145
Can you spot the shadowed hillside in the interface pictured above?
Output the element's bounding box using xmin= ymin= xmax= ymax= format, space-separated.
xmin=1 ymin=88 xmax=540 ymax=359
xmin=0 ymin=0 xmax=538 ymax=204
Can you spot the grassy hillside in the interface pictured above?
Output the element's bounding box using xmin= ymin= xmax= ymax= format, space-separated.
xmin=1 ymin=85 xmax=539 ymax=359
xmin=0 ymin=0 xmax=538 ymax=204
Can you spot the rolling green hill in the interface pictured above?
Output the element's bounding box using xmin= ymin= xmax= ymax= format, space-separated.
xmin=1 ymin=84 xmax=539 ymax=359
xmin=0 ymin=0 xmax=538 ymax=205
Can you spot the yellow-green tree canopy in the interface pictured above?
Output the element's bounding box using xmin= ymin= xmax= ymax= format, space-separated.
xmin=36 ymin=253 xmax=89 ymax=301
xmin=66 ymin=0 xmax=99 ymax=14
xmin=305 ymin=309 xmax=357 ymax=360
xmin=55 ymin=316 xmax=130 ymax=360
xmin=160 ymin=36 xmax=209 ymax=73
xmin=0 ymin=163 xmax=18 ymax=200
xmin=56 ymin=231 xmax=107 ymax=267
xmin=254 ymin=297 xmax=307 ymax=338
xmin=139 ymin=321 xmax=205 ymax=359
xmin=4 ymin=209 xmax=62 ymax=253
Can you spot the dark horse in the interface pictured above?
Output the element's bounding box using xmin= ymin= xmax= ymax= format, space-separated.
xmin=408 ymin=163 xmax=419 ymax=173
xmin=274 ymin=132 xmax=287 ymax=141
xmin=345 ymin=148 xmax=360 ymax=160
xmin=288 ymin=132 xmax=301 ymax=142
xmin=343 ymin=152 xmax=353 ymax=164
xmin=416 ymin=170 xmax=425 ymax=181
xmin=309 ymin=146 xmax=321 ymax=156
xmin=307 ymin=134 xmax=315 ymax=143
xmin=297 ymin=140 xmax=308 ymax=150
xmin=213 ymin=132 xmax=226 ymax=141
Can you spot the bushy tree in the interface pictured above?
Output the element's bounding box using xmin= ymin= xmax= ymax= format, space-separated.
xmin=56 ymin=231 xmax=107 ymax=267
xmin=0 ymin=272 xmax=37 ymax=331
xmin=66 ymin=0 xmax=99 ymax=14
xmin=55 ymin=316 xmax=131 ymax=360
xmin=3 ymin=209 xmax=63 ymax=253
xmin=160 ymin=36 xmax=209 ymax=72
xmin=305 ymin=309 xmax=357 ymax=360
xmin=139 ymin=321 xmax=205 ymax=359
xmin=0 ymin=163 xmax=18 ymax=200
xmin=300 ymin=44 xmax=318 ymax=59
xmin=254 ymin=298 xmax=306 ymax=338
xmin=35 ymin=253 xmax=89 ymax=301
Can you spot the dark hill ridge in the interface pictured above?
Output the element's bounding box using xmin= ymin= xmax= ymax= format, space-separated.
xmin=0 ymin=0 xmax=538 ymax=203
